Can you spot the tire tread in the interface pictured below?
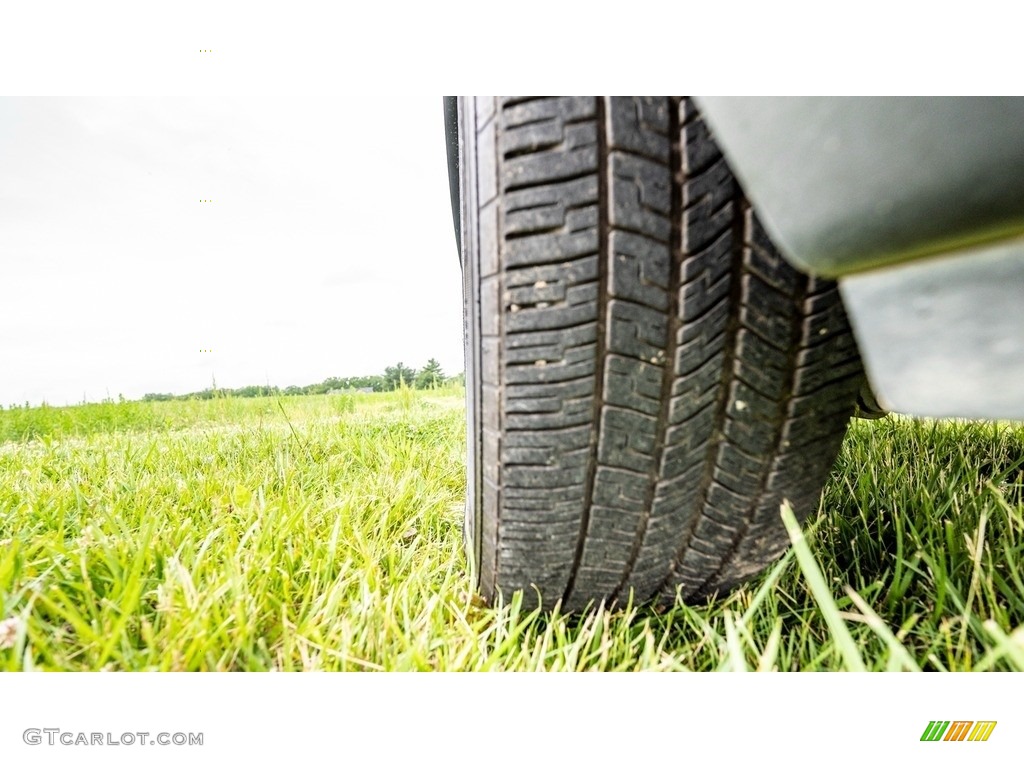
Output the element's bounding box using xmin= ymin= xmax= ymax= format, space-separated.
xmin=463 ymin=96 xmax=864 ymax=610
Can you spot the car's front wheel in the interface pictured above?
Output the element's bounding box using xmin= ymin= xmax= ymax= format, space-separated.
xmin=460 ymin=96 xmax=866 ymax=611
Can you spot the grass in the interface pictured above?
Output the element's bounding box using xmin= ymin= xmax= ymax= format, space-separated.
xmin=1 ymin=390 xmax=1024 ymax=670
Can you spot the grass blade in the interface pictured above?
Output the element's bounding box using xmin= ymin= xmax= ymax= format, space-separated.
xmin=781 ymin=501 xmax=866 ymax=672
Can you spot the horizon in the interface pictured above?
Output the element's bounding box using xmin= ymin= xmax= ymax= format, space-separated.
xmin=2 ymin=360 xmax=466 ymax=408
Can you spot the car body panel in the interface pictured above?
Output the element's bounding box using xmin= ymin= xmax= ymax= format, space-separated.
xmin=695 ymin=97 xmax=1024 ymax=277
xmin=443 ymin=96 xmax=462 ymax=262
xmin=839 ymin=236 xmax=1024 ymax=419
xmin=697 ymin=96 xmax=1024 ymax=420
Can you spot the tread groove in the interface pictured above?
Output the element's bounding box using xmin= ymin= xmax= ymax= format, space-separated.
xmin=562 ymin=97 xmax=608 ymax=607
xmin=611 ymin=97 xmax=682 ymax=602
xmin=687 ymin=236 xmax=811 ymax=597
xmin=655 ymin=179 xmax=747 ymax=600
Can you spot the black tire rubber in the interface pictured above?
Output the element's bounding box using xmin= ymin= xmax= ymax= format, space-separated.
xmin=460 ymin=97 xmax=866 ymax=611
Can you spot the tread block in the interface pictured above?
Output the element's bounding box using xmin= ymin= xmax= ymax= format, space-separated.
xmin=505 ymin=178 xmax=599 ymax=236
xmin=609 ymin=230 xmax=671 ymax=311
xmin=597 ymin=406 xmax=659 ymax=474
xmin=503 ymin=142 xmax=598 ymax=190
xmin=604 ymin=354 xmax=662 ymax=416
xmin=607 ymin=299 xmax=668 ymax=361
xmin=609 ymin=153 xmax=672 ymax=240
xmin=502 ymin=97 xmax=596 ymax=128
xmin=608 ymin=96 xmax=672 ymax=159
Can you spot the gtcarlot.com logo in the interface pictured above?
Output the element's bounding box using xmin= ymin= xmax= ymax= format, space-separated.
xmin=23 ymin=729 xmax=203 ymax=747
xmin=920 ymin=721 xmax=997 ymax=742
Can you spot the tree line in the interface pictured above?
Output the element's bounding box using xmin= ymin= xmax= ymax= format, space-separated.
xmin=140 ymin=358 xmax=462 ymax=402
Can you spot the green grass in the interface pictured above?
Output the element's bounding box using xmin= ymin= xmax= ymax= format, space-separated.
xmin=1 ymin=391 xmax=1023 ymax=670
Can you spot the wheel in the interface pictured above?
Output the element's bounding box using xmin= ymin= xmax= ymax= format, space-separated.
xmin=459 ymin=96 xmax=866 ymax=611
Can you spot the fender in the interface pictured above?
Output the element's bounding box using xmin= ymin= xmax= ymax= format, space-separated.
xmin=443 ymin=96 xmax=461 ymax=265
xmin=697 ymin=97 xmax=1024 ymax=419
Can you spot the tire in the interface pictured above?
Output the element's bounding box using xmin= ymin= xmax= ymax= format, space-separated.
xmin=460 ymin=97 xmax=866 ymax=611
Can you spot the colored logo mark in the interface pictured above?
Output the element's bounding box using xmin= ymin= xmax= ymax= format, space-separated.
xmin=920 ymin=721 xmax=997 ymax=742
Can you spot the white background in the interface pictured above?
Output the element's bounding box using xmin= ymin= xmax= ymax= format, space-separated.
xmin=1 ymin=672 xmax=1019 ymax=765
xmin=1 ymin=0 xmax=1011 ymax=406
xmin=1 ymin=0 xmax=1021 ymax=762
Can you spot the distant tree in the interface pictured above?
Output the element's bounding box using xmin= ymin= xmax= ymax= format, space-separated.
xmin=384 ymin=362 xmax=417 ymax=391
xmin=447 ymin=371 xmax=466 ymax=387
xmin=350 ymin=375 xmax=386 ymax=392
xmin=415 ymin=358 xmax=445 ymax=389
xmin=320 ymin=377 xmax=347 ymax=391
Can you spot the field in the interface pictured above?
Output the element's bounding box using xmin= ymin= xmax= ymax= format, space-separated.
xmin=1 ymin=389 xmax=1023 ymax=671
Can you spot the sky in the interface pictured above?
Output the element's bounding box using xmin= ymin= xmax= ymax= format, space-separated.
xmin=0 ymin=93 xmax=463 ymax=406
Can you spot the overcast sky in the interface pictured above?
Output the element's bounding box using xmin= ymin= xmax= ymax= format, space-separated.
xmin=0 ymin=93 xmax=462 ymax=406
